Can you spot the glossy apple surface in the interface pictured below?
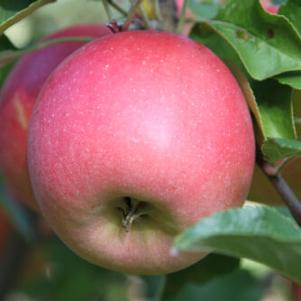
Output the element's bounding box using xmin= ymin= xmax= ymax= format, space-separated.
xmin=0 ymin=24 xmax=112 ymax=209
xmin=29 ymin=30 xmax=255 ymax=274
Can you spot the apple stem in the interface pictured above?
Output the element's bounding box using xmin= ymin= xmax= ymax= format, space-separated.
xmin=154 ymin=0 xmax=163 ymax=21
xmin=102 ymin=0 xmax=112 ymax=22
xmin=176 ymin=0 xmax=188 ymax=34
xmin=158 ymin=0 xmax=178 ymax=32
xmin=135 ymin=1 xmax=151 ymax=29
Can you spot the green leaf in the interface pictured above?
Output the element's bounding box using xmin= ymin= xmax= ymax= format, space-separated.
xmin=0 ymin=34 xmax=16 ymax=51
xmin=252 ymin=79 xmax=296 ymax=139
xmin=0 ymin=62 xmax=13 ymax=88
xmin=262 ymin=137 xmax=301 ymax=161
xmin=191 ymin=24 xmax=296 ymax=143
xmin=174 ymin=204 xmax=301 ymax=283
xmin=162 ymin=254 xmax=239 ymax=300
xmin=190 ymin=22 xmax=244 ymax=70
xmin=0 ymin=0 xmax=55 ymax=33
xmin=193 ymin=0 xmax=301 ymax=80
xmin=276 ymin=72 xmax=301 ymax=89
xmin=0 ymin=35 xmax=15 ymax=87
xmin=279 ymin=0 xmax=301 ymax=36
xmin=272 ymin=0 xmax=287 ymax=5
xmin=163 ymin=269 xmax=265 ymax=301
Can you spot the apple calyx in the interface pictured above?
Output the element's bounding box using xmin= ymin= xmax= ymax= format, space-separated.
xmin=117 ymin=197 xmax=149 ymax=232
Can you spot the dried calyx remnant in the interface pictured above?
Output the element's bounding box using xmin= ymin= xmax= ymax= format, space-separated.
xmin=117 ymin=197 xmax=150 ymax=231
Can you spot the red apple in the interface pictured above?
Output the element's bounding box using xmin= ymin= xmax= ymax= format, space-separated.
xmin=0 ymin=24 xmax=112 ymax=209
xmin=260 ymin=0 xmax=279 ymax=14
xmin=28 ymin=30 xmax=255 ymax=274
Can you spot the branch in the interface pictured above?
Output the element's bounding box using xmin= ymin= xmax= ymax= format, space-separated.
xmin=269 ymin=173 xmax=301 ymax=227
xmin=138 ymin=3 xmax=151 ymax=29
xmin=176 ymin=0 xmax=188 ymax=34
xmin=123 ymin=0 xmax=144 ymax=31
xmin=102 ymin=0 xmax=112 ymax=22
xmin=257 ymin=147 xmax=301 ymax=227
xmin=107 ymin=0 xmax=127 ymax=16
xmin=154 ymin=0 xmax=162 ymax=21
xmin=158 ymin=0 xmax=178 ymax=32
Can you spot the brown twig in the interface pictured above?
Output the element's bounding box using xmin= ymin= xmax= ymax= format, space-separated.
xmin=176 ymin=0 xmax=188 ymax=34
xmin=107 ymin=0 xmax=127 ymax=16
xmin=102 ymin=0 xmax=112 ymax=22
xmin=268 ymin=173 xmax=301 ymax=227
xmin=158 ymin=0 xmax=178 ymax=32
xmin=123 ymin=0 xmax=144 ymax=31
xmin=257 ymin=147 xmax=301 ymax=227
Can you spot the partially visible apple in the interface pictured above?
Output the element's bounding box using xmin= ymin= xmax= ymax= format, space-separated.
xmin=0 ymin=24 xmax=112 ymax=209
xmin=29 ymin=30 xmax=255 ymax=274
xmin=260 ymin=0 xmax=279 ymax=14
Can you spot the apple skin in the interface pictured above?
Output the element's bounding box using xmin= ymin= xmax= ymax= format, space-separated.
xmin=28 ymin=30 xmax=255 ymax=274
xmin=0 ymin=24 xmax=112 ymax=209
xmin=260 ymin=0 xmax=279 ymax=14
